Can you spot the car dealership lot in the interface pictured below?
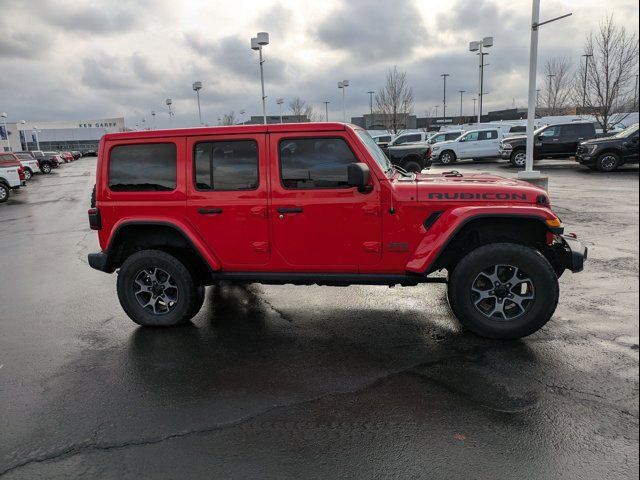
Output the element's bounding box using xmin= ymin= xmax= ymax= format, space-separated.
xmin=0 ymin=158 xmax=637 ymax=479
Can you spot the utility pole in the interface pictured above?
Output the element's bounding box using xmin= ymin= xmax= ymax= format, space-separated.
xmin=441 ymin=74 xmax=450 ymax=117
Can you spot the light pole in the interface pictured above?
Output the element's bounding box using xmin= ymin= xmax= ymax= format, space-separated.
xmin=240 ymin=110 xmax=246 ymax=124
xmin=469 ymin=37 xmax=493 ymax=124
xmin=440 ymin=74 xmax=450 ymax=117
xmin=0 ymin=112 xmax=9 ymax=151
xmin=151 ymin=110 xmax=156 ymax=129
xmin=472 ymin=98 xmax=477 ymax=117
xmin=434 ymin=105 xmax=439 ymax=118
xmin=458 ymin=90 xmax=466 ymax=119
xmin=276 ymin=98 xmax=284 ymax=123
xmin=251 ymin=32 xmax=269 ymax=124
xmin=338 ymin=80 xmax=349 ymax=123
xmin=546 ymin=74 xmax=556 ymax=112
xmin=367 ymin=91 xmax=375 ymax=115
xmin=581 ymin=54 xmax=593 ymax=108
xmin=166 ymin=98 xmax=174 ymax=124
xmin=33 ymin=126 xmax=40 ymax=150
xmin=521 ymin=0 xmax=572 ymax=179
xmin=323 ymin=101 xmax=330 ymax=122
xmin=192 ymin=81 xmax=203 ymax=125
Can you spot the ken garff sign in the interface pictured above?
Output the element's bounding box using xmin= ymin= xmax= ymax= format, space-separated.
xmin=79 ymin=122 xmax=118 ymax=128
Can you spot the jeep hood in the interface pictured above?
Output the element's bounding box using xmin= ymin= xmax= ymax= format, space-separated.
xmin=414 ymin=172 xmax=547 ymax=204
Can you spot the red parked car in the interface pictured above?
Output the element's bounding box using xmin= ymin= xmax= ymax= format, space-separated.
xmin=60 ymin=152 xmax=74 ymax=163
xmin=87 ymin=122 xmax=586 ymax=339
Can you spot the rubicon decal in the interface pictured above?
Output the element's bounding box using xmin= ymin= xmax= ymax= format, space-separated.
xmin=427 ymin=192 xmax=528 ymax=201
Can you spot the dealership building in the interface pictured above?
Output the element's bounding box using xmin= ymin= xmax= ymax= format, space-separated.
xmin=1 ymin=117 xmax=125 ymax=152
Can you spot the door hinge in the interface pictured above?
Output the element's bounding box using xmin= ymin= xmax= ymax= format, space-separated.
xmin=250 ymin=206 xmax=267 ymax=218
xmin=252 ymin=241 xmax=269 ymax=253
xmin=363 ymin=241 xmax=381 ymax=253
xmin=362 ymin=205 xmax=381 ymax=216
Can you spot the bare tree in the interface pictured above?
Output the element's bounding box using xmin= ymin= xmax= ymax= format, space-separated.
xmin=220 ymin=111 xmax=237 ymax=125
xmin=577 ymin=15 xmax=639 ymax=133
xmin=540 ymin=57 xmax=573 ymax=116
xmin=288 ymin=97 xmax=320 ymax=122
xmin=375 ymin=66 xmax=414 ymax=134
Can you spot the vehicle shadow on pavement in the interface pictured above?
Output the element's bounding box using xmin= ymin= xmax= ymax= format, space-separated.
xmin=127 ymin=283 xmax=542 ymax=413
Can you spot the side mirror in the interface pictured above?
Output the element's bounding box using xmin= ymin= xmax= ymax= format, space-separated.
xmin=347 ymin=163 xmax=371 ymax=191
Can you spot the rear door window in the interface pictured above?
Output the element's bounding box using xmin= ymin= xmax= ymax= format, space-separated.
xmin=194 ymin=140 xmax=258 ymax=191
xmin=395 ymin=134 xmax=421 ymax=145
xmin=109 ymin=143 xmax=176 ymax=191
xmin=479 ymin=130 xmax=498 ymax=140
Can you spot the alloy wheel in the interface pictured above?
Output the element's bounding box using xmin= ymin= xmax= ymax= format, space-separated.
xmin=470 ymin=264 xmax=535 ymax=321
xmin=513 ymin=152 xmax=526 ymax=167
xmin=133 ymin=267 xmax=179 ymax=315
xmin=599 ymin=155 xmax=618 ymax=172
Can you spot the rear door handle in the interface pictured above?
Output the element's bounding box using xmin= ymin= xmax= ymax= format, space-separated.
xmin=277 ymin=207 xmax=303 ymax=214
xmin=198 ymin=208 xmax=223 ymax=214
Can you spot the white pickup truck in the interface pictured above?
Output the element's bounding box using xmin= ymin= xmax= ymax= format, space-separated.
xmin=431 ymin=128 xmax=501 ymax=164
xmin=14 ymin=153 xmax=41 ymax=180
xmin=0 ymin=160 xmax=23 ymax=203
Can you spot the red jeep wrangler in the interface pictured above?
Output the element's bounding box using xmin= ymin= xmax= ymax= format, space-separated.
xmin=88 ymin=123 xmax=586 ymax=339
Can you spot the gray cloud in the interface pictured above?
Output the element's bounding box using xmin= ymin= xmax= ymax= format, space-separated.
xmin=315 ymin=0 xmax=428 ymax=61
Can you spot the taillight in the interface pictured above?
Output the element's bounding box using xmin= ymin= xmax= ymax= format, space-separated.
xmin=18 ymin=166 xmax=25 ymax=181
xmin=88 ymin=208 xmax=102 ymax=230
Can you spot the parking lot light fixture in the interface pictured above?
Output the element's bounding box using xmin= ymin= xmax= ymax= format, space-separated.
xmin=151 ymin=111 xmax=156 ymax=129
xmin=251 ymin=32 xmax=269 ymax=124
xmin=276 ymin=98 xmax=284 ymax=123
xmin=441 ymin=74 xmax=450 ymax=117
xmin=338 ymin=80 xmax=349 ymax=123
xmin=458 ymin=90 xmax=466 ymax=119
xmin=1 ymin=112 xmax=9 ymax=151
xmin=165 ymin=98 xmax=174 ymax=124
xmin=469 ymin=37 xmax=493 ymax=124
xmin=192 ymin=81 xmax=203 ymax=125
xmin=323 ymin=101 xmax=330 ymax=122
xmin=367 ymin=91 xmax=375 ymax=115
xmin=520 ymin=0 xmax=572 ymax=180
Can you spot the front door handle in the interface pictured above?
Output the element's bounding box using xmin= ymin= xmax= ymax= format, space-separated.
xmin=198 ymin=208 xmax=223 ymax=214
xmin=277 ymin=207 xmax=303 ymax=214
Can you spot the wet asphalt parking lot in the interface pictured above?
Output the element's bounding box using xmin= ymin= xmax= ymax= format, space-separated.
xmin=0 ymin=157 xmax=638 ymax=479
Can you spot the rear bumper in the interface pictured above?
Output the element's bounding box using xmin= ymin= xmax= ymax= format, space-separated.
xmin=88 ymin=252 xmax=114 ymax=273
xmin=559 ymin=234 xmax=588 ymax=273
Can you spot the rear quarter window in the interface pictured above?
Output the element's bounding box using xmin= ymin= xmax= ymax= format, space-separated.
xmin=109 ymin=143 xmax=177 ymax=191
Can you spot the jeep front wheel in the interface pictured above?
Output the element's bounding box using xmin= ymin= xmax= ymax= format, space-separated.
xmin=510 ymin=150 xmax=527 ymax=168
xmin=117 ymin=249 xmax=203 ymax=327
xmin=447 ymin=243 xmax=559 ymax=339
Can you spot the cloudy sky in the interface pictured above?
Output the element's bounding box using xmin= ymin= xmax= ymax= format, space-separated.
xmin=0 ymin=0 xmax=638 ymax=128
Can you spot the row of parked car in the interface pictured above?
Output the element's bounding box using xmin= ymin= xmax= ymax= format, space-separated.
xmin=377 ymin=122 xmax=640 ymax=173
xmin=0 ymin=149 xmax=94 ymax=203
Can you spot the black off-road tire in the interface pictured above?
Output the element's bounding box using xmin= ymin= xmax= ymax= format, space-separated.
xmin=0 ymin=182 xmax=9 ymax=203
xmin=402 ymin=159 xmax=422 ymax=173
xmin=117 ymin=249 xmax=203 ymax=327
xmin=439 ymin=150 xmax=457 ymax=165
xmin=447 ymin=243 xmax=559 ymax=339
xmin=596 ymin=152 xmax=620 ymax=172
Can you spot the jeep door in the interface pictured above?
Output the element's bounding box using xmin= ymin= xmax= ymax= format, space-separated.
xmin=186 ymin=134 xmax=270 ymax=267
xmin=268 ymin=132 xmax=382 ymax=271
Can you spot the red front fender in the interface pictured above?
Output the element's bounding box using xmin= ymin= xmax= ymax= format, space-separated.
xmin=405 ymin=205 xmax=558 ymax=274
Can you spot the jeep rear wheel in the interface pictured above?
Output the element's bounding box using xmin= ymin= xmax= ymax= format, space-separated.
xmin=596 ymin=153 xmax=620 ymax=172
xmin=447 ymin=243 xmax=559 ymax=339
xmin=439 ymin=151 xmax=456 ymax=165
xmin=117 ymin=249 xmax=203 ymax=327
xmin=510 ymin=150 xmax=527 ymax=168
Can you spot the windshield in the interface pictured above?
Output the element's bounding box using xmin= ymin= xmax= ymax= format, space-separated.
xmin=356 ymin=130 xmax=393 ymax=176
xmin=614 ymin=124 xmax=639 ymax=139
